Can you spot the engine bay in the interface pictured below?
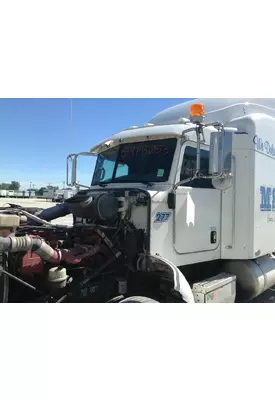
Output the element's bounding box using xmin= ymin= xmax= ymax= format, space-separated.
xmin=0 ymin=189 xmax=174 ymax=303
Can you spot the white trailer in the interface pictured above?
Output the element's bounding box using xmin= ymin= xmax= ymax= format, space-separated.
xmin=64 ymin=98 xmax=275 ymax=303
xmin=52 ymin=189 xmax=75 ymax=202
xmin=43 ymin=189 xmax=55 ymax=199
xmin=63 ymin=189 xmax=75 ymax=200
xmin=0 ymin=190 xmax=7 ymax=197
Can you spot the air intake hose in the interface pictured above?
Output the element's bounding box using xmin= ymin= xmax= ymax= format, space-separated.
xmin=0 ymin=236 xmax=99 ymax=264
xmin=0 ymin=236 xmax=61 ymax=262
xmin=32 ymin=202 xmax=71 ymax=223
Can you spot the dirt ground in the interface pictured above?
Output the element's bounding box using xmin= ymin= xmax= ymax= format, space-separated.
xmin=0 ymin=197 xmax=73 ymax=226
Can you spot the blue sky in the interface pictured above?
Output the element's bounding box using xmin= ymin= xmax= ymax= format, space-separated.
xmin=0 ymin=98 xmax=193 ymax=190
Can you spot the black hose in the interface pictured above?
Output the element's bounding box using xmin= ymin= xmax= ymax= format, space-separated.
xmin=34 ymin=203 xmax=71 ymax=223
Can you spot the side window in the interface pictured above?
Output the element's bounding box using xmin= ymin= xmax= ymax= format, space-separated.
xmin=180 ymin=146 xmax=213 ymax=188
xmin=115 ymin=163 xmax=129 ymax=178
xmin=93 ymin=157 xmax=116 ymax=183
xmin=101 ymin=159 xmax=116 ymax=181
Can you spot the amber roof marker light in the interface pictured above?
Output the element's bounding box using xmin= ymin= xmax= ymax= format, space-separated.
xmin=190 ymin=103 xmax=205 ymax=124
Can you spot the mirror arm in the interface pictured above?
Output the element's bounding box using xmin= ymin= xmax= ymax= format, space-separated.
xmin=74 ymin=183 xmax=91 ymax=189
xmin=195 ymin=124 xmax=203 ymax=172
xmin=173 ymin=122 xmax=229 ymax=192
xmin=173 ymin=123 xmax=205 ymax=191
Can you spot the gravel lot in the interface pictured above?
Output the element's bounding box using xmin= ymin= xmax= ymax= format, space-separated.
xmin=0 ymin=197 xmax=73 ymax=226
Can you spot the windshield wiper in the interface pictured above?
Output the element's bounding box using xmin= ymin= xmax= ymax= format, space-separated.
xmin=92 ymin=182 xmax=109 ymax=187
xmin=139 ymin=181 xmax=153 ymax=187
xmin=93 ymin=180 xmax=153 ymax=187
xmin=113 ymin=180 xmax=154 ymax=187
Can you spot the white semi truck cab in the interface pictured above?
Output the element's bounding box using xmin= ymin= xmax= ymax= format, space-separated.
xmin=2 ymin=98 xmax=275 ymax=303
xmin=65 ymin=98 xmax=275 ymax=303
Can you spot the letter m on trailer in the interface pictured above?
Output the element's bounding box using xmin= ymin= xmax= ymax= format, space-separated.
xmin=260 ymin=186 xmax=271 ymax=211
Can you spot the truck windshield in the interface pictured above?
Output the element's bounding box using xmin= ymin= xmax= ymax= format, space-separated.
xmin=92 ymin=138 xmax=177 ymax=185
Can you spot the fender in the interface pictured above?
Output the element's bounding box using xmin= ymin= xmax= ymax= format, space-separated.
xmin=138 ymin=253 xmax=194 ymax=303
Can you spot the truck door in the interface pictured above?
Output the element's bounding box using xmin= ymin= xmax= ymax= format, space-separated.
xmin=174 ymin=145 xmax=221 ymax=254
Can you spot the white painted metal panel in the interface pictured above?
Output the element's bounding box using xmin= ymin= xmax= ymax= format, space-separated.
xmin=174 ymin=188 xmax=221 ymax=254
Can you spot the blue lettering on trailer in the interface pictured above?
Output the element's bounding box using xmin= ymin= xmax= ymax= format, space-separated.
xmin=260 ymin=186 xmax=273 ymax=211
xmin=254 ymin=136 xmax=275 ymax=157
xmin=272 ymin=189 xmax=275 ymax=211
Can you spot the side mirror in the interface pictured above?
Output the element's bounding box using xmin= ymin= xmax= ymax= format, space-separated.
xmin=66 ymin=152 xmax=97 ymax=188
xmin=72 ymin=156 xmax=77 ymax=184
xmin=66 ymin=154 xmax=77 ymax=187
xmin=209 ymin=129 xmax=233 ymax=176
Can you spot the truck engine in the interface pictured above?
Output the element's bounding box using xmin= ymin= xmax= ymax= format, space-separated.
xmin=0 ymin=189 xmax=170 ymax=303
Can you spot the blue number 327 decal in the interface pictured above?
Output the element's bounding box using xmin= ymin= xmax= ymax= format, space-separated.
xmin=154 ymin=212 xmax=172 ymax=223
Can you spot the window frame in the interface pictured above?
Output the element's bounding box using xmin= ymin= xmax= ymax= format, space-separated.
xmin=92 ymin=138 xmax=179 ymax=185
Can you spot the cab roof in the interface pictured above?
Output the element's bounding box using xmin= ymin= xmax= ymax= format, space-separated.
xmin=90 ymin=98 xmax=275 ymax=153
xmin=149 ymin=98 xmax=275 ymax=125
